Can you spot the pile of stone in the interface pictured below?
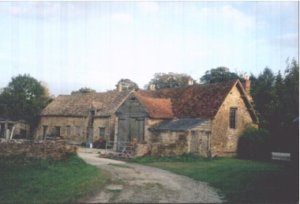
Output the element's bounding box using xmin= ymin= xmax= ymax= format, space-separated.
xmin=0 ymin=139 xmax=77 ymax=160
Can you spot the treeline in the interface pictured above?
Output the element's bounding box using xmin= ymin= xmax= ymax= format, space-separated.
xmin=250 ymin=59 xmax=299 ymax=152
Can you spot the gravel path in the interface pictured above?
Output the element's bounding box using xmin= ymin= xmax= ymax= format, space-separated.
xmin=78 ymin=148 xmax=223 ymax=203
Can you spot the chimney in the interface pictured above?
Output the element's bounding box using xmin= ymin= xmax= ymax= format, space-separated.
xmin=188 ymin=78 xmax=194 ymax=86
xmin=242 ymin=76 xmax=251 ymax=96
xmin=149 ymin=84 xmax=156 ymax=91
xmin=117 ymin=83 xmax=123 ymax=92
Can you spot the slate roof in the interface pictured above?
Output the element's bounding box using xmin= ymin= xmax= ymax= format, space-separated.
xmin=151 ymin=118 xmax=208 ymax=131
xmin=136 ymin=80 xmax=238 ymax=119
xmin=41 ymin=91 xmax=130 ymax=117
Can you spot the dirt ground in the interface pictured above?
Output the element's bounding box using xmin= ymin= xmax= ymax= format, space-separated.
xmin=77 ymin=148 xmax=223 ymax=203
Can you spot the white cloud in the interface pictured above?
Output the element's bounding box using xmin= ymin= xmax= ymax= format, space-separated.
xmin=255 ymin=1 xmax=297 ymax=16
xmin=0 ymin=2 xmax=59 ymax=17
xmin=196 ymin=5 xmax=255 ymax=33
xmin=269 ymin=33 xmax=298 ymax=48
xmin=0 ymin=2 xmax=90 ymax=19
xmin=111 ymin=13 xmax=133 ymax=24
xmin=138 ymin=1 xmax=159 ymax=15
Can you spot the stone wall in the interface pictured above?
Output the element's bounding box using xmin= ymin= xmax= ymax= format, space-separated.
xmin=0 ymin=139 xmax=77 ymax=160
xmin=144 ymin=118 xmax=163 ymax=142
xmin=36 ymin=116 xmax=87 ymax=143
xmin=135 ymin=120 xmax=212 ymax=157
xmin=93 ymin=116 xmax=114 ymax=142
xmin=211 ymin=85 xmax=256 ymax=156
xmin=36 ymin=116 xmax=114 ymax=145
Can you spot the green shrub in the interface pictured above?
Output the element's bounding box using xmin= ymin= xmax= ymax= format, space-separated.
xmin=237 ymin=127 xmax=270 ymax=160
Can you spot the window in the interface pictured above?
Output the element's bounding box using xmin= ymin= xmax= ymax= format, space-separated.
xmin=99 ymin=127 xmax=105 ymax=137
xmin=43 ymin=126 xmax=48 ymax=139
xmin=66 ymin=126 xmax=71 ymax=137
xmin=55 ymin=126 xmax=61 ymax=137
xmin=229 ymin=108 xmax=237 ymax=129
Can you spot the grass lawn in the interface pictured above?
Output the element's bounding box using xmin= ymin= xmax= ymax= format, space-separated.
xmin=131 ymin=155 xmax=298 ymax=203
xmin=0 ymin=155 xmax=107 ymax=203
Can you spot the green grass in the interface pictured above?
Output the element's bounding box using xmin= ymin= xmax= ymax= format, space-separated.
xmin=132 ymin=156 xmax=298 ymax=203
xmin=0 ymin=155 xmax=107 ymax=203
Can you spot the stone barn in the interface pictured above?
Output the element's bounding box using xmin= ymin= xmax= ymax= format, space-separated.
xmin=36 ymin=91 xmax=130 ymax=145
xmin=115 ymin=79 xmax=258 ymax=157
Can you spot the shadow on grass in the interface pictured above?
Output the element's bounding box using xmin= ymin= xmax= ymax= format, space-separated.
xmin=131 ymin=155 xmax=298 ymax=203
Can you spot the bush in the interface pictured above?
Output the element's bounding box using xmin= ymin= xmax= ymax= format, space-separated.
xmin=237 ymin=127 xmax=270 ymax=160
xmin=93 ymin=138 xmax=106 ymax=149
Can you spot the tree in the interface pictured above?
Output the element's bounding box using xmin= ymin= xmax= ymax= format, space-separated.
xmin=250 ymin=67 xmax=276 ymax=129
xmin=71 ymin=87 xmax=96 ymax=95
xmin=116 ymin=79 xmax=139 ymax=91
xmin=283 ymin=59 xmax=299 ymax=120
xmin=146 ymin=72 xmax=195 ymax=90
xmin=200 ymin=67 xmax=240 ymax=84
xmin=250 ymin=59 xmax=299 ymax=152
xmin=0 ymin=74 xmax=52 ymax=127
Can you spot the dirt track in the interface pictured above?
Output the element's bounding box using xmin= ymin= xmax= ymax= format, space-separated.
xmin=78 ymin=148 xmax=223 ymax=203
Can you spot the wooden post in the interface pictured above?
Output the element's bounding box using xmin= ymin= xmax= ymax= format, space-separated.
xmin=4 ymin=121 xmax=9 ymax=140
xmin=9 ymin=125 xmax=16 ymax=140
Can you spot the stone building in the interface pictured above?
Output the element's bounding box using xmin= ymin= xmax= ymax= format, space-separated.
xmin=36 ymin=91 xmax=130 ymax=145
xmin=115 ymin=79 xmax=258 ymax=157
xmin=37 ymin=79 xmax=258 ymax=157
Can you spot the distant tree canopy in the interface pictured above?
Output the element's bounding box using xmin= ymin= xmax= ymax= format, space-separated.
xmin=71 ymin=87 xmax=96 ymax=95
xmin=250 ymin=59 xmax=299 ymax=152
xmin=116 ymin=79 xmax=139 ymax=91
xmin=146 ymin=72 xmax=195 ymax=90
xmin=0 ymin=74 xmax=52 ymax=126
xmin=200 ymin=67 xmax=240 ymax=84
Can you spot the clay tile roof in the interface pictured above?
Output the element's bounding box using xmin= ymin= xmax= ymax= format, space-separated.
xmin=41 ymin=91 xmax=130 ymax=117
xmin=172 ymin=80 xmax=237 ymax=118
xmin=136 ymin=80 xmax=238 ymax=119
xmin=134 ymin=93 xmax=174 ymax=119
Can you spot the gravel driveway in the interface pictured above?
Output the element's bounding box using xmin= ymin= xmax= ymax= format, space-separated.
xmin=77 ymin=148 xmax=223 ymax=203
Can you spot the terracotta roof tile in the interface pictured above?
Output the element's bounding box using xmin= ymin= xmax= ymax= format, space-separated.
xmin=134 ymin=93 xmax=174 ymax=119
xmin=136 ymin=80 xmax=237 ymax=119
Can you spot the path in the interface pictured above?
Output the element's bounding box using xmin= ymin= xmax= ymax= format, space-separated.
xmin=77 ymin=148 xmax=223 ymax=203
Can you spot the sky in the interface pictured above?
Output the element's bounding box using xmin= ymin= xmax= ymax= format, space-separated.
xmin=0 ymin=1 xmax=298 ymax=96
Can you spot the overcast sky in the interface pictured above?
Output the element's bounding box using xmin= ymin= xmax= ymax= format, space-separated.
xmin=0 ymin=1 xmax=298 ymax=95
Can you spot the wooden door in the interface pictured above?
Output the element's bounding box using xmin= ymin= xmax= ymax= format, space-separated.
xmin=117 ymin=118 xmax=129 ymax=151
xmin=129 ymin=118 xmax=144 ymax=142
xmin=190 ymin=130 xmax=209 ymax=156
